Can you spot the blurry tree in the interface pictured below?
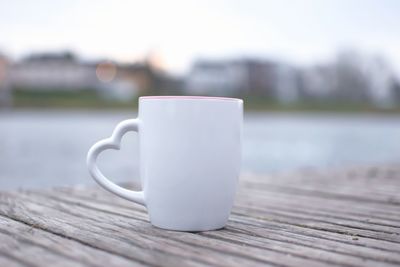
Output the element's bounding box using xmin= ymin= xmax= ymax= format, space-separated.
xmin=363 ymin=55 xmax=397 ymax=107
xmin=333 ymin=50 xmax=398 ymax=107
xmin=333 ymin=50 xmax=369 ymax=102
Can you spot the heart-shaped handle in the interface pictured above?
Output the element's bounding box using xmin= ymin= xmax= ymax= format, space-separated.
xmin=87 ymin=119 xmax=145 ymax=205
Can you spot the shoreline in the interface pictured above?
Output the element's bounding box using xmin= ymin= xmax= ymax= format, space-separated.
xmin=2 ymin=107 xmax=400 ymax=118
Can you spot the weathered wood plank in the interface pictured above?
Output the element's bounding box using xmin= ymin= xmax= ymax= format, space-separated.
xmin=46 ymin=187 xmax=400 ymax=251
xmin=236 ymin=191 xmax=400 ymax=224
xmin=0 ymin=253 xmax=29 ymax=267
xmin=35 ymin=187 xmax=400 ymax=265
xmin=229 ymin=213 xmax=400 ymax=254
xmin=50 ymin=174 xmax=400 ymax=253
xmin=3 ymin=189 xmax=400 ymax=266
xmin=0 ymin=196 xmax=208 ymax=267
xmin=1 ymin=164 xmax=400 ymax=267
xmin=241 ymin=179 xmax=400 ymax=206
xmin=0 ymin=215 xmax=145 ymax=267
xmin=50 ymin=178 xmax=400 ymax=239
xmin=0 ymin=231 xmax=89 ymax=267
xmin=222 ymin=223 xmax=400 ymax=264
xmin=0 ymin=191 xmax=336 ymax=267
xmin=233 ymin=202 xmax=400 ymax=235
xmin=27 ymin=192 xmax=394 ymax=267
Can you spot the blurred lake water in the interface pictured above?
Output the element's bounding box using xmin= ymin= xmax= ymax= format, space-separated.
xmin=1 ymin=110 xmax=400 ymax=190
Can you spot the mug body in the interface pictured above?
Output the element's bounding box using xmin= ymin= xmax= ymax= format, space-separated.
xmin=139 ymin=96 xmax=243 ymax=231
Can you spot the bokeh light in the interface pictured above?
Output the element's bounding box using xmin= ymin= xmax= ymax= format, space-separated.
xmin=96 ymin=61 xmax=117 ymax=83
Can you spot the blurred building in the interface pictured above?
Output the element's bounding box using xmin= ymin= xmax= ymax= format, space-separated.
xmin=2 ymin=50 xmax=399 ymax=107
xmin=10 ymin=52 xmax=98 ymax=90
xmin=96 ymin=63 xmax=151 ymax=101
xmin=185 ymin=59 xmax=300 ymax=102
xmin=185 ymin=60 xmax=247 ymax=96
xmin=273 ymin=63 xmax=299 ymax=103
xmin=299 ymin=65 xmax=337 ymax=100
xmin=96 ymin=62 xmax=176 ymax=99
xmin=6 ymin=52 xmax=170 ymax=102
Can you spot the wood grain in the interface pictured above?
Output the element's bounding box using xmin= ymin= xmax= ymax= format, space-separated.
xmin=0 ymin=164 xmax=399 ymax=266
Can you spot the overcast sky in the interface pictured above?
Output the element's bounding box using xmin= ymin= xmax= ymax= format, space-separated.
xmin=1 ymin=0 xmax=399 ymax=74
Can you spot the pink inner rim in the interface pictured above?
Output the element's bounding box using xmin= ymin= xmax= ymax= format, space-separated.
xmin=140 ymin=96 xmax=241 ymax=101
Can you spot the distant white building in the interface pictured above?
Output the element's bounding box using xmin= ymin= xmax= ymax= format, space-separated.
xmin=186 ymin=59 xmax=300 ymax=102
xmin=7 ymin=52 xmax=142 ymax=102
xmin=10 ymin=53 xmax=98 ymax=90
xmin=300 ymin=66 xmax=337 ymax=99
xmin=186 ymin=61 xmax=247 ymax=96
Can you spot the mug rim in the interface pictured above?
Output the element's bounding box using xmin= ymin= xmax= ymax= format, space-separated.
xmin=139 ymin=96 xmax=242 ymax=102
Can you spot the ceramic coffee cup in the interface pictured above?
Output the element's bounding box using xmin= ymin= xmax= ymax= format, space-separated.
xmin=87 ymin=96 xmax=243 ymax=231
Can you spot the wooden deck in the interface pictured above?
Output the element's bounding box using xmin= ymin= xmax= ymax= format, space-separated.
xmin=1 ymin=164 xmax=400 ymax=267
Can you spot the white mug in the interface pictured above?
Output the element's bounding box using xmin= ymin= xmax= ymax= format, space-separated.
xmin=87 ymin=96 xmax=243 ymax=231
